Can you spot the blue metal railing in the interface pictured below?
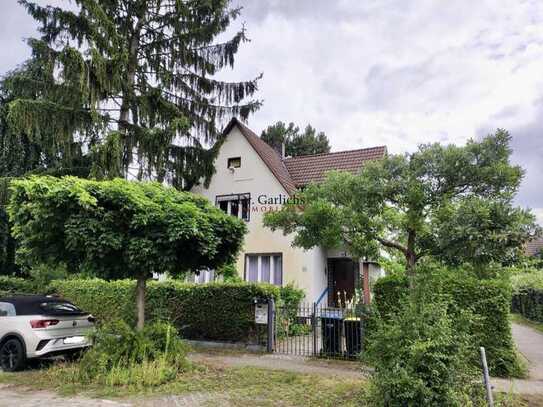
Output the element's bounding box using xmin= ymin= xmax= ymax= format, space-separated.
xmin=315 ymin=287 xmax=330 ymax=306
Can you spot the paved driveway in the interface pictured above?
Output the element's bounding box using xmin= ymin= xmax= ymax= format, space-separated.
xmin=0 ymin=383 xmax=129 ymax=407
xmin=493 ymin=322 xmax=543 ymax=394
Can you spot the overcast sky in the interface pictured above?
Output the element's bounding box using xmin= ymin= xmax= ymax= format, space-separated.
xmin=1 ymin=0 xmax=542 ymax=224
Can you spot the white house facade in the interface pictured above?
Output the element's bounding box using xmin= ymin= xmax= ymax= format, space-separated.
xmin=192 ymin=118 xmax=386 ymax=305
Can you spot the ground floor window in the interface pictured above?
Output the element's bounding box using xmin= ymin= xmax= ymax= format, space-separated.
xmin=245 ymin=253 xmax=282 ymax=286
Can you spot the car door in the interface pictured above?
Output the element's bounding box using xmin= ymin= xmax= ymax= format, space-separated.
xmin=0 ymin=301 xmax=18 ymax=338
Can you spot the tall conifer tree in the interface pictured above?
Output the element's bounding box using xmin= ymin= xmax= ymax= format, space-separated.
xmin=6 ymin=0 xmax=261 ymax=189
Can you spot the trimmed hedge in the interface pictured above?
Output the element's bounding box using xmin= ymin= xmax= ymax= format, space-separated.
xmin=46 ymin=279 xmax=300 ymax=343
xmin=0 ymin=276 xmax=37 ymax=295
xmin=512 ymin=288 xmax=543 ymax=323
xmin=373 ymin=274 xmax=520 ymax=378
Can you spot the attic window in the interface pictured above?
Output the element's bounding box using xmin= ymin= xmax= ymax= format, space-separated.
xmin=228 ymin=157 xmax=241 ymax=168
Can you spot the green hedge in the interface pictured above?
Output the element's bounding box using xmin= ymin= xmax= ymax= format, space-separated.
xmin=46 ymin=279 xmax=301 ymax=343
xmin=373 ymin=273 xmax=519 ymax=377
xmin=0 ymin=276 xmax=37 ymax=295
xmin=512 ymin=288 xmax=543 ymax=323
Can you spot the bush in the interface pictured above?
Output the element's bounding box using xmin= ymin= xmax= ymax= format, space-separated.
xmin=78 ymin=320 xmax=188 ymax=387
xmin=373 ymin=267 xmax=521 ymax=377
xmin=0 ymin=275 xmax=37 ymax=295
xmin=48 ymin=278 xmax=303 ymax=343
xmin=365 ymin=299 xmax=485 ymax=406
xmin=510 ymin=266 xmax=543 ymax=323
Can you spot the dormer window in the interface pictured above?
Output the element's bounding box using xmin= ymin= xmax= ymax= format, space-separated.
xmin=216 ymin=193 xmax=250 ymax=221
xmin=227 ymin=157 xmax=241 ymax=169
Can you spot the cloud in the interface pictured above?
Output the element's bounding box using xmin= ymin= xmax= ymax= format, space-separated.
xmin=1 ymin=0 xmax=542 ymax=222
xmin=225 ymin=0 xmax=543 ymax=221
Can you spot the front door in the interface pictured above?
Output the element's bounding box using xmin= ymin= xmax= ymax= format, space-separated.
xmin=329 ymin=258 xmax=357 ymax=307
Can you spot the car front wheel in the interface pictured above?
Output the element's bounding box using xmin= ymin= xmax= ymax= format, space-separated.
xmin=0 ymin=338 xmax=26 ymax=372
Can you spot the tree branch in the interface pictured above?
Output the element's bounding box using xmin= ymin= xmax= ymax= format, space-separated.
xmin=376 ymin=237 xmax=408 ymax=254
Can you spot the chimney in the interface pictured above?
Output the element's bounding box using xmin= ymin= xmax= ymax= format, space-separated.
xmin=272 ymin=141 xmax=286 ymax=159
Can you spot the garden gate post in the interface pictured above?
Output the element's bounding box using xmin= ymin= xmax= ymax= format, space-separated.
xmin=267 ymin=298 xmax=275 ymax=352
xmin=312 ymin=302 xmax=317 ymax=356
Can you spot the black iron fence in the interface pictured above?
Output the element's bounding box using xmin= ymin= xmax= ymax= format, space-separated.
xmin=273 ymin=302 xmax=364 ymax=360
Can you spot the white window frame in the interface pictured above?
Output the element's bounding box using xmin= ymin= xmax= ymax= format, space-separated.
xmin=245 ymin=253 xmax=283 ymax=286
xmin=216 ymin=193 xmax=250 ymax=221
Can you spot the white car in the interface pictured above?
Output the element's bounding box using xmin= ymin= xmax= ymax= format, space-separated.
xmin=0 ymin=295 xmax=95 ymax=371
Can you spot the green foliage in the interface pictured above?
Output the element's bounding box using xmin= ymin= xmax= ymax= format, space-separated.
xmin=216 ymin=262 xmax=242 ymax=282
xmin=8 ymin=176 xmax=246 ymax=279
xmin=78 ymin=320 xmax=189 ymax=387
xmin=28 ymin=263 xmax=70 ymax=290
xmin=8 ymin=176 xmax=246 ymax=328
xmin=260 ymin=121 xmax=331 ymax=157
xmin=0 ymin=275 xmax=37 ymax=295
xmin=372 ymin=266 xmax=522 ymax=377
xmin=8 ymin=0 xmax=261 ymax=190
xmin=510 ymin=265 xmax=543 ymax=322
xmin=264 ymin=131 xmax=539 ymax=278
xmin=275 ymin=284 xmax=306 ymax=338
xmin=365 ymin=299 xmax=485 ymax=406
xmin=47 ymin=278 xmax=294 ymax=343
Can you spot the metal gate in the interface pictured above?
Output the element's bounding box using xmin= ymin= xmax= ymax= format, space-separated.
xmin=272 ymin=302 xmax=364 ymax=359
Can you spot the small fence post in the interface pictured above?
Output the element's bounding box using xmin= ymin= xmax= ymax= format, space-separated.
xmin=480 ymin=347 xmax=494 ymax=407
xmin=312 ymin=302 xmax=317 ymax=356
xmin=267 ymin=297 xmax=275 ymax=353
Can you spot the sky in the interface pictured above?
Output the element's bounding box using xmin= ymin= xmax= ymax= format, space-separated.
xmin=1 ymin=0 xmax=542 ymax=224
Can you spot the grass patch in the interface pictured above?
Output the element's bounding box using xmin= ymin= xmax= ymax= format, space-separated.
xmin=511 ymin=313 xmax=543 ymax=334
xmin=0 ymin=361 xmax=366 ymax=406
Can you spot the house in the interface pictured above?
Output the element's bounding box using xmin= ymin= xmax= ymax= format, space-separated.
xmin=192 ymin=118 xmax=387 ymax=305
xmin=526 ymin=237 xmax=543 ymax=258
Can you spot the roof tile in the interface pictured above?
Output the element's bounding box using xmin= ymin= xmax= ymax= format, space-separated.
xmin=284 ymin=146 xmax=387 ymax=186
xmin=222 ymin=118 xmax=386 ymax=194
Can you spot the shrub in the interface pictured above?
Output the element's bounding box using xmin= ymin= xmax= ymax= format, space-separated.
xmin=512 ymin=288 xmax=543 ymax=323
xmin=372 ymin=266 xmax=521 ymax=377
xmin=365 ymin=299 xmax=485 ymax=406
xmin=0 ymin=275 xmax=37 ymax=295
xmin=47 ymin=278 xmax=301 ymax=343
xmin=78 ymin=320 xmax=188 ymax=387
xmin=510 ymin=266 xmax=543 ymax=322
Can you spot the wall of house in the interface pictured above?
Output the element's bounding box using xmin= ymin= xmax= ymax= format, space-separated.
xmin=192 ymin=126 xmax=327 ymax=301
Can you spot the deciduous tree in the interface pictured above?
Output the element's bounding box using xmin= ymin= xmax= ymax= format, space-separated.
xmin=264 ymin=130 xmax=539 ymax=287
xmin=261 ymin=121 xmax=330 ymax=157
xmin=8 ymin=176 xmax=246 ymax=329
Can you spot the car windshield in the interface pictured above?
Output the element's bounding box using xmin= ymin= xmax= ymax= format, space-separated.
xmin=40 ymin=301 xmax=85 ymax=315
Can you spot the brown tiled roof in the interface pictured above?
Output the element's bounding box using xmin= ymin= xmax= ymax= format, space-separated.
xmin=222 ymin=118 xmax=386 ymax=194
xmin=284 ymin=146 xmax=387 ymax=186
xmin=223 ymin=118 xmax=297 ymax=195
xmin=525 ymin=237 xmax=543 ymax=257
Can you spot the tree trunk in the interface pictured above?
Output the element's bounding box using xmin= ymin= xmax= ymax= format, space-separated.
xmin=405 ymin=230 xmax=417 ymax=290
xmin=136 ymin=276 xmax=146 ymax=331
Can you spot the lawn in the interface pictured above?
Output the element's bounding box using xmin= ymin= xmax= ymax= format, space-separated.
xmin=0 ymin=360 xmax=366 ymax=406
xmin=1 ymin=351 xmax=542 ymax=406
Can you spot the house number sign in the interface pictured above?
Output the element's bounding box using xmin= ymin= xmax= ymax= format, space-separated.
xmin=255 ymin=304 xmax=268 ymax=324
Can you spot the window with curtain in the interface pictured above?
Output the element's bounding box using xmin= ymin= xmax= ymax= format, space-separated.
xmin=245 ymin=254 xmax=283 ymax=286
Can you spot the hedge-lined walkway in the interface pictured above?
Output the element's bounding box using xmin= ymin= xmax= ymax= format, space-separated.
xmin=493 ymin=322 xmax=543 ymax=394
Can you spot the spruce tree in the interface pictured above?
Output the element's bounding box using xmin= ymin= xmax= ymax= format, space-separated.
xmin=6 ymin=0 xmax=261 ymax=189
